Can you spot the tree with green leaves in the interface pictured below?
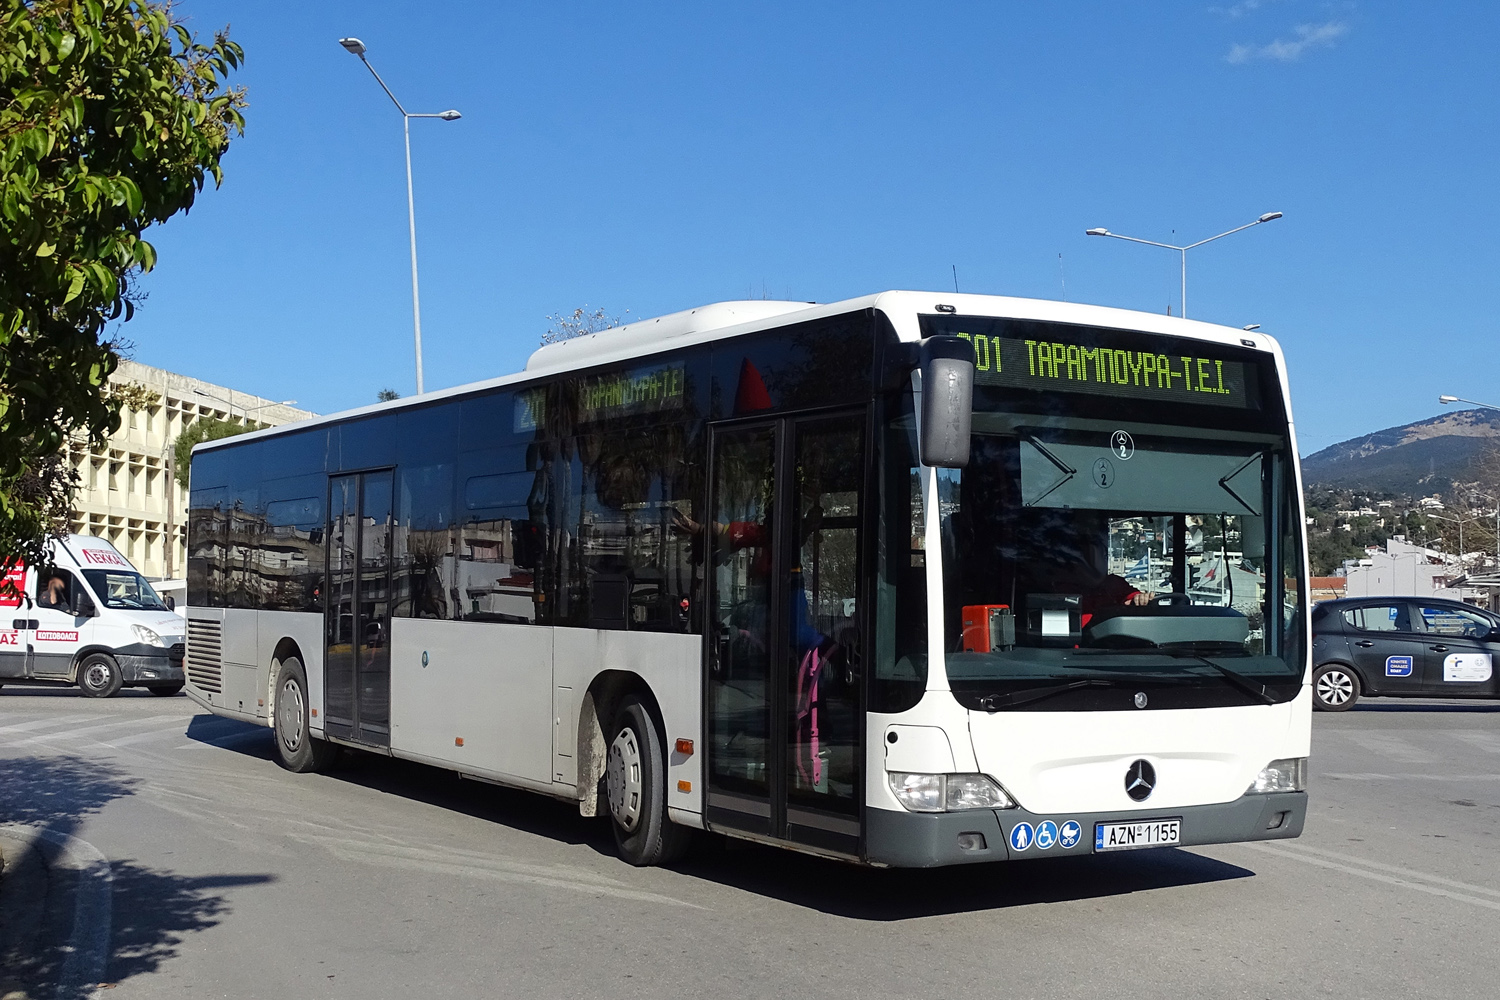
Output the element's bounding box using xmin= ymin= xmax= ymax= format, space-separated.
xmin=1 ymin=0 xmax=245 ymax=575
xmin=172 ymin=417 xmax=253 ymax=490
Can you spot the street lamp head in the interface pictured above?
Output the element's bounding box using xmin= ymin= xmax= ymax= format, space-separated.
xmin=439 ymin=109 xmax=462 ymax=121
xmin=1085 ymin=228 xmax=1109 ymax=236
xmin=1440 ymin=395 xmax=1460 ymax=404
xmin=339 ymin=37 xmax=366 ymax=56
xmin=1258 ymin=211 xmax=1283 ymax=223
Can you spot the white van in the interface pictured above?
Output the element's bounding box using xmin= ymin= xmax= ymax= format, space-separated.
xmin=0 ymin=534 xmax=186 ymax=698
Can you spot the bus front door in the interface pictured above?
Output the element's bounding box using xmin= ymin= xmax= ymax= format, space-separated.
xmin=706 ymin=412 xmax=865 ymax=857
xmin=325 ymin=471 xmax=394 ymax=747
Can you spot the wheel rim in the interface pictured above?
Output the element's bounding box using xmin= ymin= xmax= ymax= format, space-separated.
xmin=606 ymin=726 xmax=643 ymax=832
xmin=279 ymin=678 xmax=305 ymax=752
xmin=1317 ymin=669 xmax=1354 ymax=706
xmin=83 ymin=661 xmax=111 ymax=691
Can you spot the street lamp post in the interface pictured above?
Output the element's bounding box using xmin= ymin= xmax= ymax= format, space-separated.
xmin=1427 ymin=511 xmax=1471 ymax=567
xmin=339 ymin=37 xmax=462 ymax=396
xmin=1086 ymin=212 xmax=1283 ymax=319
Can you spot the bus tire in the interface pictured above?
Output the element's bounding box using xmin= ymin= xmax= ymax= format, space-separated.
xmin=273 ymin=657 xmax=338 ymax=773
xmin=606 ymin=697 xmax=689 ymax=867
xmin=77 ymin=653 xmax=124 ymax=698
xmin=1313 ymin=663 xmax=1360 ymax=712
xmin=148 ymin=684 xmax=184 ymax=696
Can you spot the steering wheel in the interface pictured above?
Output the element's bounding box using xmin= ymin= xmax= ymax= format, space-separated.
xmin=1148 ymin=592 xmax=1192 ymax=607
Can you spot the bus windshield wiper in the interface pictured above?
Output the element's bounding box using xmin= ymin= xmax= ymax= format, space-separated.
xmin=1074 ymin=644 xmax=1278 ymax=705
xmin=978 ymin=678 xmax=1117 ymax=712
xmin=1165 ymin=650 xmax=1277 ymax=705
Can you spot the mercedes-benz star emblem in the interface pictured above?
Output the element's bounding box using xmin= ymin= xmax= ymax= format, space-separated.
xmin=1125 ymin=759 xmax=1156 ymax=802
xmin=1134 ymin=691 xmax=1149 ymax=709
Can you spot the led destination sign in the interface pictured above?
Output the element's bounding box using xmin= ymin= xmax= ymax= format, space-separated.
xmin=935 ymin=325 xmax=1255 ymax=410
xmin=515 ymin=363 xmax=687 ymax=432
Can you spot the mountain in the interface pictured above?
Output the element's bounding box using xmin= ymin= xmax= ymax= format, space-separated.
xmin=1300 ymin=408 xmax=1500 ymax=494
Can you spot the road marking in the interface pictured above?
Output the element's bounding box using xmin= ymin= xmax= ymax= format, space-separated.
xmin=1323 ymin=772 xmax=1500 ymax=782
xmin=298 ymin=834 xmax=705 ymax=910
xmin=1342 ymin=732 xmax=1440 ymax=764
xmin=177 ymin=727 xmax=271 ymax=750
xmin=0 ymin=823 xmax=113 ymax=1000
xmin=0 ymin=714 xmax=96 ymax=736
xmin=4 ymin=713 xmax=188 ymax=747
xmin=1240 ymin=842 xmax=1500 ymax=913
xmin=1450 ymin=731 xmax=1500 ymax=754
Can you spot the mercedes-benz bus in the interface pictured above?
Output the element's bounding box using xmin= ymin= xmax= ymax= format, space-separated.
xmin=183 ymin=292 xmax=1310 ymax=867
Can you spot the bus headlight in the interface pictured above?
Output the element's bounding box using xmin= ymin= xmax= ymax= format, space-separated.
xmin=131 ymin=624 xmax=166 ymax=647
xmin=1247 ymin=757 xmax=1307 ymax=794
xmin=888 ymin=772 xmax=1017 ymax=812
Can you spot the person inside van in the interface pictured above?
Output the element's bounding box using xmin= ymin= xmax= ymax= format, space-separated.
xmin=37 ymin=570 xmax=70 ymax=611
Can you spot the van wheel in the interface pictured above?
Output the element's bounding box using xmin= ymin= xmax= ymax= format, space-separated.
xmin=273 ymin=657 xmax=339 ymax=773
xmin=77 ymin=653 xmax=124 ymax=698
xmin=148 ymin=684 xmax=184 ymax=697
xmin=1313 ymin=664 xmax=1360 ymax=711
xmin=606 ymin=697 xmax=690 ymax=866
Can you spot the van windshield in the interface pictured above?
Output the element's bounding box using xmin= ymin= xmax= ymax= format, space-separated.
xmin=81 ymin=570 xmax=170 ymax=612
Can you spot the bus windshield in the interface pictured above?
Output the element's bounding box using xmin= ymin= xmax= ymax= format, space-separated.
xmin=936 ymin=408 xmax=1304 ymax=711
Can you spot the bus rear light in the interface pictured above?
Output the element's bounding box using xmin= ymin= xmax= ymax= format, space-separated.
xmin=675 ymin=738 xmax=694 ymax=756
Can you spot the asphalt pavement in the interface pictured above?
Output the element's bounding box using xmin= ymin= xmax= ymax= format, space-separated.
xmin=1 ymin=685 xmax=1497 ymax=1000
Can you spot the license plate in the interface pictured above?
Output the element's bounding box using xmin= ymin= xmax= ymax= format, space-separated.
xmin=1094 ymin=818 xmax=1181 ymax=852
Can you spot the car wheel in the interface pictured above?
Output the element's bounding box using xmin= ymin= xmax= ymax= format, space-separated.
xmin=272 ymin=657 xmax=339 ymax=773
xmin=606 ymin=697 xmax=690 ymax=866
xmin=77 ymin=653 xmax=124 ymax=698
xmin=1313 ymin=663 xmax=1360 ymax=711
xmin=148 ymin=683 xmax=184 ymax=697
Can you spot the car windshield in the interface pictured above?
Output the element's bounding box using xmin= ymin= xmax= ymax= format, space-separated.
xmin=935 ymin=409 xmax=1305 ymax=711
xmin=81 ymin=569 xmax=171 ymax=612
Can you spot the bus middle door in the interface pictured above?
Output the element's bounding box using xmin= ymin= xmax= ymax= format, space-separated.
xmin=705 ymin=411 xmax=866 ymax=857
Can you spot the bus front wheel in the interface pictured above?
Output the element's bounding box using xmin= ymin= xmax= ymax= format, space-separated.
xmin=273 ymin=657 xmax=339 ymax=773
xmin=606 ymin=697 xmax=689 ymax=867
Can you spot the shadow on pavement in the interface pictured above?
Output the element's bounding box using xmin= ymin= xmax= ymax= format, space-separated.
xmin=184 ymin=713 xmax=277 ymax=760
xmin=0 ymin=753 xmax=275 ymax=998
xmin=178 ymin=728 xmax=1256 ymax=917
xmin=1350 ymin=702 xmax=1500 ymax=713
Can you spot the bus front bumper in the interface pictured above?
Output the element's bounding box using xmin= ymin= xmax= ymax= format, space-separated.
xmin=865 ymin=791 xmax=1306 ymax=868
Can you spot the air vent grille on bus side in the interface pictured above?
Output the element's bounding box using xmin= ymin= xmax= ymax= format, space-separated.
xmin=186 ymin=619 xmax=223 ymax=693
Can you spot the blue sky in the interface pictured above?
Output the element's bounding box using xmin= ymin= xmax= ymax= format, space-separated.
xmin=127 ymin=1 xmax=1499 ymax=455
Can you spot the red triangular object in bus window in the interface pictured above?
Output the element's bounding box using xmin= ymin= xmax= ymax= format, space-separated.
xmin=734 ymin=358 xmax=773 ymax=414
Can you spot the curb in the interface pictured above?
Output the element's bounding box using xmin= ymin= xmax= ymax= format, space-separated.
xmin=0 ymin=824 xmax=113 ymax=1000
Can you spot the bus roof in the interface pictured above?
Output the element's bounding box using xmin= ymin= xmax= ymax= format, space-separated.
xmin=194 ymin=290 xmax=1284 ymax=455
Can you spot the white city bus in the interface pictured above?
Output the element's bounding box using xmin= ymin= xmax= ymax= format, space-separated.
xmin=183 ymin=292 xmax=1310 ymax=867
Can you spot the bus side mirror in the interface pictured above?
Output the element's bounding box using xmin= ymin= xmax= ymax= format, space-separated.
xmin=919 ymin=335 xmax=973 ymax=468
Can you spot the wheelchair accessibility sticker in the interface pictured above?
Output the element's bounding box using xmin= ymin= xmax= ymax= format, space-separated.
xmin=1035 ymin=820 xmax=1059 ymax=850
xmin=1385 ymin=655 xmax=1413 ymax=677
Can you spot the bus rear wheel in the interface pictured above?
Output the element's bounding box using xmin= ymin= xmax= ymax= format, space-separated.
xmin=606 ymin=697 xmax=689 ymax=867
xmin=273 ymin=657 xmax=339 ymax=773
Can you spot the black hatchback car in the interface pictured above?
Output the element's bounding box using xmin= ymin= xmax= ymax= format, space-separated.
xmin=1310 ymin=596 xmax=1500 ymax=710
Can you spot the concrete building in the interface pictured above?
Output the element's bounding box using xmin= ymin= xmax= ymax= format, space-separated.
xmin=64 ymin=359 xmax=314 ymax=585
xmin=1341 ymin=536 xmax=1462 ymax=601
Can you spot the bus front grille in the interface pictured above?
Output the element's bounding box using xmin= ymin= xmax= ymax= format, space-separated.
xmin=186 ymin=619 xmax=223 ymax=693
